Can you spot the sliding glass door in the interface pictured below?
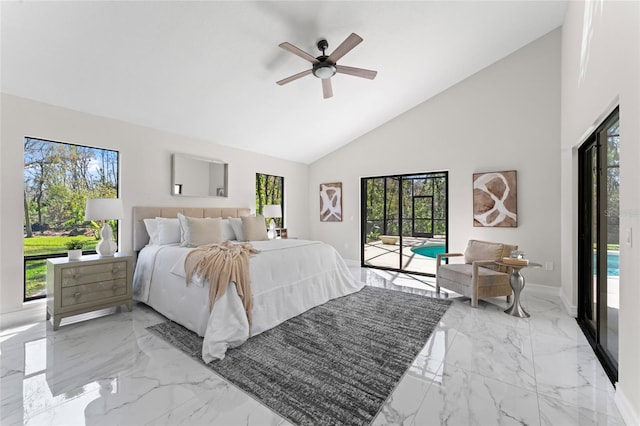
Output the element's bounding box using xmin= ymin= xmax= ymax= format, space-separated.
xmin=577 ymin=107 xmax=619 ymax=382
xmin=361 ymin=171 xmax=448 ymax=276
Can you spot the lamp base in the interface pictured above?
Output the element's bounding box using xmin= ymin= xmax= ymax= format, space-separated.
xmin=268 ymin=219 xmax=277 ymax=240
xmin=96 ymin=223 xmax=117 ymax=257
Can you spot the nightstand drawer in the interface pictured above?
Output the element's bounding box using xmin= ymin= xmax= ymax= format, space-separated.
xmin=61 ymin=261 xmax=128 ymax=287
xmin=61 ymin=278 xmax=128 ymax=307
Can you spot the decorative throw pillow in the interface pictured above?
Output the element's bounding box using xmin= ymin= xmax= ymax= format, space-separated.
xmin=228 ymin=217 xmax=244 ymax=241
xmin=220 ymin=218 xmax=236 ymax=241
xmin=241 ymin=215 xmax=268 ymax=241
xmin=178 ymin=213 xmax=223 ymax=247
xmin=143 ymin=218 xmax=159 ymax=245
xmin=155 ymin=217 xmax=181 ymax=245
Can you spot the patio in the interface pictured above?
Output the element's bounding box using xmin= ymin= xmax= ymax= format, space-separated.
xmin=364 ymin=236 xmax=446 ymax=275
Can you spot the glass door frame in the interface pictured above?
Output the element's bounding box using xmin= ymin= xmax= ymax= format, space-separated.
xmin=577 ymin=106 xmax=619 ymax=384
xmin=360 ymin=171 xmax=448 ymax=277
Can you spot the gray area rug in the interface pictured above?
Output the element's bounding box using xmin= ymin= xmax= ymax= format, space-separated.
xmin=147 ymin=285 xmax=451 ymax=426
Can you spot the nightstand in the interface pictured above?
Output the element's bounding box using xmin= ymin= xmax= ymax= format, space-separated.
xmin=46 ymin=253 xmax=134 ymax=330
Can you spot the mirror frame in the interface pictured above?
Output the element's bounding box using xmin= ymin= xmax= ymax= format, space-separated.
xmin=171 ymin=153 xmax=228 ymax=197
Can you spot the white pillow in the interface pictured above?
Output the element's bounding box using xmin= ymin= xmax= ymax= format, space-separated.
xmin=155 ymin=217 xmax=181 ymax=245
xmin=220 ymin=218 xmax=236 ymax=241
xmin=241 ymin=215 xmax=269 ymax=241
xmin=178 ymin=213 xmax=223 ymax=247
xmin=228 ymin=217 xmax=244 ymax=241
xmin=143 ymin=218 xmax=159 ymax=245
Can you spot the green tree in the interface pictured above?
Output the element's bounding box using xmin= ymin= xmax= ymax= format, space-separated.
xmin=256 ymin=173 xmax=284 ymax=227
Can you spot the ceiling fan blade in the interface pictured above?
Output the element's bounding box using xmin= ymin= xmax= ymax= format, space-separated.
xmin=322 ymin=78 xmax=333 ymax=99
xmin=276 ymin=69 xmax=313 ymax=85
xmin=279 ymin=42 xmax=319 ymax=64
xmin=327 ymin=33 xmax=363 ymax=63
xmin=336 ymin=65 xmax=377 ymax=80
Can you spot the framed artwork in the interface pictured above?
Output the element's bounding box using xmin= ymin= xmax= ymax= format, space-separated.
xmin=473 ymin=170 xmax=517 ymax=227
xmin=320 ymin=182 xmax=342 ymax=222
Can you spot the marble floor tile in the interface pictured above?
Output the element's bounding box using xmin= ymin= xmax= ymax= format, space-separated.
xmin=538 ymin=394 xmax=626 ymax=426
xmin=148 ymin=391 xmax=293 ymax=426
xmin=1 ymin=266 xmax=622 ymax=426
xmin=532 ymin=332 xmax=621 ymax=419
xmin=371 ymin=374 xmax=433 ymax=426
xmin=414 ymin=363 xmax=540 ymax=426
xmin=442 ymin=321 xmax=537 ymax=391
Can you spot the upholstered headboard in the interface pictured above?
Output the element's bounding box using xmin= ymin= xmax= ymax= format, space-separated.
xmin=132 ymin=206 xmax=251 ymax=252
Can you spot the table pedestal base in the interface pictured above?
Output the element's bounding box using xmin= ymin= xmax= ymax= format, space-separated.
xmin=504 ymin=301 xmax=530 ymax=318
xmin=504 ymin=266 xmax=530 ymax=318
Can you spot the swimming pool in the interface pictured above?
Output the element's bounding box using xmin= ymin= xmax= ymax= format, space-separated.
xmin=606 ymin=251 xmax=619 ymax=277
xmin=411 ymin=248 xmax=620 ymax=276
xmin=410 ymin=244 xmax=446 ymax=259
xmin=590 ymin=251 xmax=619 ymax=276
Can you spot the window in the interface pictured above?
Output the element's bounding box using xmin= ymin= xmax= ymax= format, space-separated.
xmin=23 ymin=137 xmax=119 ymax=301
xmin=255 ymin=173 xmax=284 ymax=228
xmin=361 ymin=171 xmax=448 ymax=276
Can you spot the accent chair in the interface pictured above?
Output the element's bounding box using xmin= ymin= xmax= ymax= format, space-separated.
xmin=436 ymin=239 xmax=517 ymax=307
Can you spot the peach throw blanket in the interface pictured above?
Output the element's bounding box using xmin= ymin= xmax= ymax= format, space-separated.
xmin=184 ymin=241 xmax=258 ymax=324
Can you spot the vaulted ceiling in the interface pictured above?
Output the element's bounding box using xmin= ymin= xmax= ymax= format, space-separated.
xmin=1 ymin=1 xmax=566 ymax=164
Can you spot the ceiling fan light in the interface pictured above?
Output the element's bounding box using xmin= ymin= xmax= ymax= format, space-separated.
xmin=313 ymin=63 xmax=336 ymax=79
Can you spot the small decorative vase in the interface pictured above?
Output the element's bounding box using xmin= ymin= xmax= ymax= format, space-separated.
xmin=68 ymin=249 xmax=82 ymax=261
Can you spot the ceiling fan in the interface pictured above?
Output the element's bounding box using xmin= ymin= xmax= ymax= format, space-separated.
xmin=276 ymin=33 xmax=377 ymax=99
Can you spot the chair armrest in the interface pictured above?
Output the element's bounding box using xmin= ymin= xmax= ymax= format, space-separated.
xmin=471 ymin=260 xmax=498 ymax=268
xmin=436 ymin=252 xmax=464 ymax=270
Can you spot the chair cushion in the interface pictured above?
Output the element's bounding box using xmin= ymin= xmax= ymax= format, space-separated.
xmin=438 ymin=263 xmax=509 ymax=287
xmin=464 ymin=240 xmax=504 ymax=271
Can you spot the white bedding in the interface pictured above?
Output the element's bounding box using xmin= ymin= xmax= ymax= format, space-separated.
xmin=133 ymin=239 xmax=364 ymax=362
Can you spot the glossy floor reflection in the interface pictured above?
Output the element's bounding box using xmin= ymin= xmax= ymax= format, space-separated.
xmin=1 ymin=267 xmax=624 ymax=425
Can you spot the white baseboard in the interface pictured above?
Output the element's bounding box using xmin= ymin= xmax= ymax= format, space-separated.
xmin=615 ymin=387 xmax=640 ymax=426
xmin=0 ymin=302 xmax=46 ymax=331
xmin=524 ymin=282 xmax=577 ymax=318
xmin=559 ymin=289 xmax=578 ymax=318
xmin=524 ymin=281 xmax=577 ymax=317
xmin=524 ymin=282 xmax=561 ymax=298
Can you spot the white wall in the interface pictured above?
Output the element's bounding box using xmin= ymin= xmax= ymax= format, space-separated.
xmin=0 ymin=94 xmax=309 ymax=325
xmin=309 ymin=29 xmax=562 ymax=288
xmin=561 ymin=1 xmax=640 ymax=423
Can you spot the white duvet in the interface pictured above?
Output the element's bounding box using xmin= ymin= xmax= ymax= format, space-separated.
xmin=133 ymin=239 xmax=364 ymax=362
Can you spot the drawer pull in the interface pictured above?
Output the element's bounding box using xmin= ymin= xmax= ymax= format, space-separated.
xmin=73 ymin=273 xmax=80 ymax=280
xmin=111 ymin=268 xmax=120 ymax=274
xmin=74 ymin=292 xmax=81 ymax=298
xmin=112 ymin=285 xmax=118 ymax=291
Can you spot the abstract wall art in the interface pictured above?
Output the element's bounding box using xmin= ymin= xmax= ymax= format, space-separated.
xmin=320 ymin=182 xmax=342 ymax=222
xmin=473 ymin=170 xmax=517 ymax=227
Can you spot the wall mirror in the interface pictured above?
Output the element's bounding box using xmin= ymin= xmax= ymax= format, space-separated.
xmin=172 ymin=153 xmax=228 ymax=197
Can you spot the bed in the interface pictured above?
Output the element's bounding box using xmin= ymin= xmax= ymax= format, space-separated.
xmin=131 ymin=206 xmax=364 ymax=362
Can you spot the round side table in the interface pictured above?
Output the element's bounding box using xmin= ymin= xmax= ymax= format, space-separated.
xmin=495 ymin=261 xmax=542 ymax=318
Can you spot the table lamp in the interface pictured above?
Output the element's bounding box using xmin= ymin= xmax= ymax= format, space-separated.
xmin=85 ymin=198 xmax=124 ymax=257
xmin=263 ymin=204 xmax=282 ymax=239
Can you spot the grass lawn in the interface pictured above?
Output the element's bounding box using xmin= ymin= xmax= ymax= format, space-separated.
xmin=24 ymin=235 xmax=100 ymax=298
xmin=24 ymin=234 xmax=98 ymax=256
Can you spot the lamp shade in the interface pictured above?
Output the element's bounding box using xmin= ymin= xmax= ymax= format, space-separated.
xmin=85 ymin=198 xmax=124 ymax=221
xmin=262 ymin=204 xmax=282 ymax=218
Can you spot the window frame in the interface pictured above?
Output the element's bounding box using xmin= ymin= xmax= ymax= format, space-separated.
xmin=23 ymin=137 xmax=120 ymax=302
